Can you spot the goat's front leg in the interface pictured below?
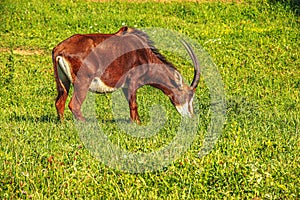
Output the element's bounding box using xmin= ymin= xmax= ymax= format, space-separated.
xmin=122 ymin=88 xmax=140 ymax=124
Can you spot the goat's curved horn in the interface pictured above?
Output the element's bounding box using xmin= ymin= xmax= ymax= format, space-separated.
xmin=181 ymin=40 xmax=201 ymax=90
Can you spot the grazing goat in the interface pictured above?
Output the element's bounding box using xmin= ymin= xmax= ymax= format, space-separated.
xmin=52 ymin=26 xmax=200 ymax=123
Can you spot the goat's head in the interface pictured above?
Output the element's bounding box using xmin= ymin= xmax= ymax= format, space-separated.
xmin=160 ymin=41 xmax=200 ymax=118
xmin=168 ymin=71 xmax=199 ymax=118
xmin=172 ymin=84 xmax=196 ymax=118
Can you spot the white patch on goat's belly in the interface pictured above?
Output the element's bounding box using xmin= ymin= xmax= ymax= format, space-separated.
xmin=89 ymin=77 xmax=116 ymax=93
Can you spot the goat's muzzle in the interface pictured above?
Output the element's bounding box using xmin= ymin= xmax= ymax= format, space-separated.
xmin=175 ymin=93 xmax=195 ymax=118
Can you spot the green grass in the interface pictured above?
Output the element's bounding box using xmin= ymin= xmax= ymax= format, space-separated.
xmin=0 ymin=0 xmax=299 ymax=199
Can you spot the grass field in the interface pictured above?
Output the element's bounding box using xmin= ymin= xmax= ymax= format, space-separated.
xmin=0 ymin=0 xmax=299 ymax=199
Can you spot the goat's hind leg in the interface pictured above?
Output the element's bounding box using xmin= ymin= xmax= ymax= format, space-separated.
xmin=55 ymin=79 xmax=70 ymax=121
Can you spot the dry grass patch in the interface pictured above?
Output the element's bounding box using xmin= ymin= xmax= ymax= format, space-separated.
xmin=0 ymin=48 xmax=45 ymax=56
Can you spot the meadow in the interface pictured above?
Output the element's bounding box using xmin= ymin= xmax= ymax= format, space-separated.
xmin=0 ymin=0 xmax=299 ymax=199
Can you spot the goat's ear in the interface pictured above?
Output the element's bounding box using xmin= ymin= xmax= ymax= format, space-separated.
xmin=174 ymin=71 xmax=183 ymax=89
xmin=122 ymin=26 xmax=128 ymax=33
xmin=116 ymin=26 xmax=128 ymax=35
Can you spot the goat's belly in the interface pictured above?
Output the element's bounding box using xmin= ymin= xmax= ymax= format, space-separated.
xmin=89 ymin=77 xmax=117 ymax=93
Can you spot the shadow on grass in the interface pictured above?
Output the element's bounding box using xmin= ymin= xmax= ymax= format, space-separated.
xmin=10 ymin=114 xmax=132 ymax=124
xmin=83 ymin=117 xmax=131 ymax=124
xmin=268 ymin=0 xmax=300 ymax=16
xmin=10 ymin=114 xmax=59 ymax=123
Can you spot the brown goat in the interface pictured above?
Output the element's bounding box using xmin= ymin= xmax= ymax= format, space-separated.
xmin=52 ymin=26 xmax=200 ymax=123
